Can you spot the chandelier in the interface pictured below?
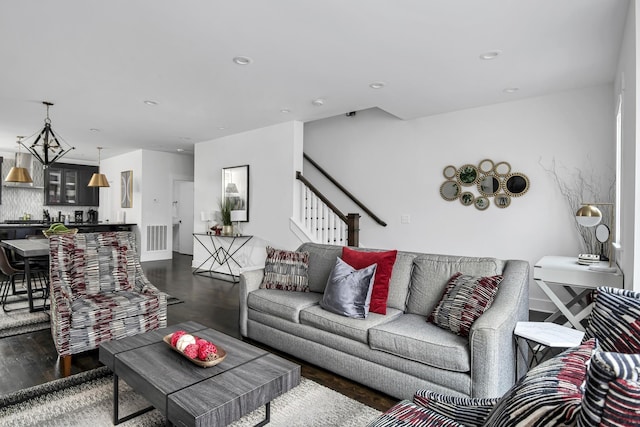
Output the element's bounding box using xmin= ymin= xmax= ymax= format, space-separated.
xmin=19 ymin=101 xmax=75 ymax=167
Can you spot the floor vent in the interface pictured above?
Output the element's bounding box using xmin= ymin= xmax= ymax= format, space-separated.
xmin=146 ymin=225 xmax=168 ymax=251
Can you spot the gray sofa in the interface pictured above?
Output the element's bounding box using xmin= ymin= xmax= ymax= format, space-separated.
xmin=239 ymin=243 xmax=529 ymax=400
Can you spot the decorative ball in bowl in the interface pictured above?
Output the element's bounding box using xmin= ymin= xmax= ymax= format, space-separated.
xmin=163 ymin=330 xmax=226 ymax=368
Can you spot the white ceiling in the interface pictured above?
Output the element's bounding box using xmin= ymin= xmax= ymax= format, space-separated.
xmin=0 ymin=0 xmax=629 ymax=162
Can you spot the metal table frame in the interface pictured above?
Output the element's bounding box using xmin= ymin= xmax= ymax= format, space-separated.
xmin=0 ymin=238 xmax=50 ymax=312
xmin=192 ymin=233 xmax=253 ymax=282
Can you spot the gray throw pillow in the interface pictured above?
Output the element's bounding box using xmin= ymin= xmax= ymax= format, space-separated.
xmin=320 ymin=257 xmax=377 ymax=319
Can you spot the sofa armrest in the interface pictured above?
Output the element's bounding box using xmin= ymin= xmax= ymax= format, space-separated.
xmin=239 ymin=268 xmax=265 ymax=337
xmin=468 ymin=259 xmax=529 ymax=398
xmin=412 ymin=390 xmax=499 ymax=427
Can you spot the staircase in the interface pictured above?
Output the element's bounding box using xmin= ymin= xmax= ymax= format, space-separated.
xmin=293 ymin=155 xmax=386 ymax=247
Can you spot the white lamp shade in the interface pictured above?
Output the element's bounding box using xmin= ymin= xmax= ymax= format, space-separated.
xmin=230 ymin=210 xmax=245 ymax=222
xmin=575 ymin=205 xmax=602 ymax=227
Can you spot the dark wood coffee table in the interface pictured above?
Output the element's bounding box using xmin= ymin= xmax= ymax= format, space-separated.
xmin=99 ymin=321 xmax=300 ymax=426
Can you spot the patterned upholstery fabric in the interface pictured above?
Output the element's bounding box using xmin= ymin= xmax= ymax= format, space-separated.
xmin=583 ymin=286 xmax=640 ymax=353
xmin=260 ymin=246 xmax=310 ymax=292
xmin=428 ymin=272 xmax=503 ymax=337
xmin=577 ymin=351 xmax=640 ymax=427
xmin=49 ymin=232 xmax=167 ymax=357
xmin=413 ymin=390 xmax=499 ymax=427
xmin=366 ymin=400 xmax=465 ymax=427
xmin=483 ymin=339 xmax=596 ymax=426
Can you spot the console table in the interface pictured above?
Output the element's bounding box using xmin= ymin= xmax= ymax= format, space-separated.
xmin=192 ymin=233 xmax=253 ymax=282
xmin=534 ymin=256 xmax=624 ymax=331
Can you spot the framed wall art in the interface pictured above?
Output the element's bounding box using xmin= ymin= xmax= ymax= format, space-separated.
xmin=121 ymin=170 xmax=133 ymax=208
xmin=222 ymin=164 xmax=249 ymax=221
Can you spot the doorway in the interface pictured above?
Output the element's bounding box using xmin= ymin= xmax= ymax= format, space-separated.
xmin=173 ymin=180 xmax=194 ymax=255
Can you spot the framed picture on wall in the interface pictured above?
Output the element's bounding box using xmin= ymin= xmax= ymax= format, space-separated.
xmin=121 ymin=170 xmax=133 ymax=208
xmin=222 ymin=165 xmax=249 ymax=221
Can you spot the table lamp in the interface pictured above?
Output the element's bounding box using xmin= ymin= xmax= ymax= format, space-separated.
xmin=231 ymin=210 xmax=243 ymax=236
xmin=575 ymin=203 xmax=614 ymax=267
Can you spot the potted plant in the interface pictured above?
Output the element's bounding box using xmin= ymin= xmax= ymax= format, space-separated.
xmin=218 ymin=198 xmax=233 ymax=236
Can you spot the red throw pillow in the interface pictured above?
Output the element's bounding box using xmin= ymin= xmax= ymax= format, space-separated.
xmin=341 ymin=247 xmax=397 ymax=314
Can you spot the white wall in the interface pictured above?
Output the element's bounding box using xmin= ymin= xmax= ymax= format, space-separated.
xmin=193 ymin=121 xmax=303 ymax=270
xmin=304 ymin=85 xmax=616 ymax=312
xmin=616 ymin=0 xmax=639 ymax=291
xmin=101 ymin=149 xmax=194 ymax=261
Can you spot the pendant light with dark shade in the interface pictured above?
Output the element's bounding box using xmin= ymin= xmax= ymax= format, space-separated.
xmin=5 ymin=137 xmax=33 ymax=183
xmin=88 ymin=146 xmax=109 ymax=187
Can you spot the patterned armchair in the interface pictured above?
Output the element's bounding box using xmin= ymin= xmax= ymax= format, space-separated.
xmin=49 ymin=231 xmax=167 ymax=375
xmin=369 ymin=287 xmax=640 ymax=427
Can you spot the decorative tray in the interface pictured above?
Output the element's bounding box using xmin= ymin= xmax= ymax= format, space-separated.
xmin=42 ymin=228 xmax=79 ymax=238
xmin=163 ymin=334 xmax=226 ymax=368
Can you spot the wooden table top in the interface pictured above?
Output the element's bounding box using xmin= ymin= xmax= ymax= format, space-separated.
xmin=99 ymin=321 xmax=300 ymax=426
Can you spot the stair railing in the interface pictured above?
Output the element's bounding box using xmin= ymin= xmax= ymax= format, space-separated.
xmin=296 ymin=171 xmax=360 ymax=247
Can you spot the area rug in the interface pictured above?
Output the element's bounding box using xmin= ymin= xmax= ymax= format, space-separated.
xmin=0 ymin=293 xmax=183 ymax=339
xmin=0 ymin=367 xmax=381 ymax=426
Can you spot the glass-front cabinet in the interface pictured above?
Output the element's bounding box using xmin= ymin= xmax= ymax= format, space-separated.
xmin=44 ymin=163 xmax=98 ymax=206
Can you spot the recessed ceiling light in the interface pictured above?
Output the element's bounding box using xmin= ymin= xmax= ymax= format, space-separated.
xmin=479 ymin=50 xmax=502 ymax=60
xmin=179 ymin=136 xmax=192 ymax=141
xmin=280 ymin=108 xmax=291 ymax=114
xmin=312 ymin=98 xmax=325 ymax=107
xmin=176 ymin=148 xmax=185 ymax=153
xmin=144 ymin=100 xmax=159 ymax=106
xmin=233 ymin=56 xmax=252 ymax=65
xmin=503 ymin=87 xmax=519 ymax=93
xmin=89 ymin=128 xmax=100 ymax=132
xmin=218 ymin=126 xmax=226 ymax=130
xmin=369 ymin=82 xmax=386 ymax=89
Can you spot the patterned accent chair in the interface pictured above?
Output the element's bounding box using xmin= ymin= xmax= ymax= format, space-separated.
xmin=49 ymin=231 xmax=167 ymax=375
xmin=368 ymin=287 xmax=640 ymax=427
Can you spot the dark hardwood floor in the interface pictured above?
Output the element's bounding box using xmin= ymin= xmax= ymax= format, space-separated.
xmin=0 ymin=252 xmax=398 ymax=412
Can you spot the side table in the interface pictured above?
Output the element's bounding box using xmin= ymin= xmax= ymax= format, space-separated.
xmin=192 ymin=233 xmax=253 ymax=282
xmin=534 ymin=256 xmax=623 ymax=331
xmin=514 ymin=321 xmax=585 ymax=376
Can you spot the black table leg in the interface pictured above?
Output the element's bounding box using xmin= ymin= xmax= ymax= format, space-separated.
xmin=113 ymin=373 xmax=154 ymax=425
xmin=254 ymin=402 xmax=271 ymax=427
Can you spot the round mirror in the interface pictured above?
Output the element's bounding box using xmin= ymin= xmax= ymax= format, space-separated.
xmin=443 ymin=165 xmax=457 ymax=180
xmin=478 ymin=159 xmax=494 ymax=174
xmin=504 ymin=173 xmax=530 ymax=197
xmin=494 ymin=161 xmax=511 ymax=176
xmin=494 ymin=193 xmax=511 ymax=208
xmin=474 ymin=196 xmax=490 ymax=211
xmin=457 ymin=164 xmax=478 ymax=186
xmin=440 ymin=181 xmax=460 ymax=201
xmin=460 ymin=192 xmax=475 ymax=206
xmin=595 ymin=224 xmax=610 ymax=243
xmin=477 ymin=175 xmax=500 ymax=196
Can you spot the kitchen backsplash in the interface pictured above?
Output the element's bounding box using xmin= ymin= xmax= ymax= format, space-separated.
xmin=1 ymin=156 xmax=94 ymax=223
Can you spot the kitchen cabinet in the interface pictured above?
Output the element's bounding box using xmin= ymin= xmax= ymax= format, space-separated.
xmin=44 ymin=163 xmax=99 ymax=206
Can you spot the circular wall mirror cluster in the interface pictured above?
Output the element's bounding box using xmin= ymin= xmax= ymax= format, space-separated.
xmin=439 ymin=159 xmax=529 ymax=210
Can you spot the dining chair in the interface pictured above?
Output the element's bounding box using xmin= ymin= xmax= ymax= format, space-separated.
xmin=0 ymin=246 xmax=27 ymax=312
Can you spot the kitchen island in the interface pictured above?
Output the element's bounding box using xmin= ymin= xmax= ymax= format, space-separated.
xmin=0 ymin=223 xmax=136 ymax=240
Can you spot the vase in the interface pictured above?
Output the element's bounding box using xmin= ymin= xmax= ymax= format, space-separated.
xmin=222 ymin=225 xmax=234 ymax=236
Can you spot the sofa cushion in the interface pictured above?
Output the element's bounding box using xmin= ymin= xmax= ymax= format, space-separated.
xmin=260 ymin=246 xmax=310 ymax=292
xmin=342 ymin=247 xmax=397 ymax=315
xmin=247 ymin=288 xmax=322 ymax=323
xmin=386 ymin=252 xmax=416 ymax=311
xmin=484 ymin=339 xmax=596 ymax=427
xmin=369 ymin=314 xmax=470 ymax=372
xmin=407 ymin=255 xmax=504 ymax=317
xmin=583 ymin=287 xmax=640 ymax=353
xmin=300 ymin=305 xmax=402 ymax=344
xmin=577 ymin=351 xmax=640 ymax=427
xmin=320 ymin=257 xmax=377 ymax=319
xmin=297 ymin=243 xmax=343 ymax=293
xmin=70 ymin=290 xmax=163 ymax=329
xmin=428 ymin=273 xmax=503 ymax=337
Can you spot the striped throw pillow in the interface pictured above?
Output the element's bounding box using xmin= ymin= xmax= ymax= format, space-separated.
xmin=428 ymin=272 xmax=503 ymax=337
xmin=260 ymin=247 xmax=310 ymax=292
